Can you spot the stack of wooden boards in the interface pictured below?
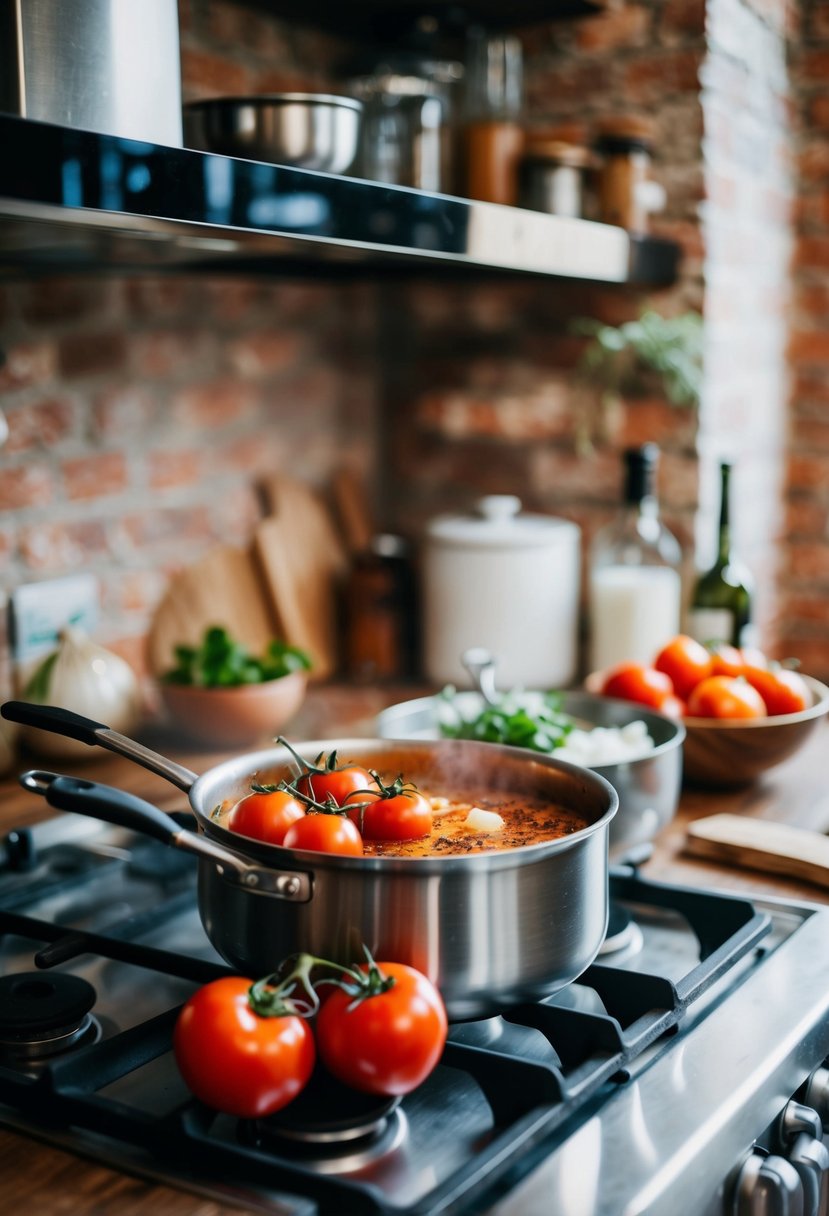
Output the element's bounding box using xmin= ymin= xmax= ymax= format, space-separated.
xmin=146 ymin=472 xmax=373 ymax=682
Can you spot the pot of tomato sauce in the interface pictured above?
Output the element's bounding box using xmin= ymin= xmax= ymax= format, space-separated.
xmin=2 ymin=701 xmax=617 ymax=1021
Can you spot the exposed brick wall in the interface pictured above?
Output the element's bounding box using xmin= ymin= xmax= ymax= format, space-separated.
xmin=0 ymin=0 xmax=822 ymax=685
xmin=786 ymin=0 xmax=829 ymax=676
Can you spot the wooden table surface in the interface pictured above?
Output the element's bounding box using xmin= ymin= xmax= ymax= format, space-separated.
xmin=2 ymin=685 xmax=828 ymax=1215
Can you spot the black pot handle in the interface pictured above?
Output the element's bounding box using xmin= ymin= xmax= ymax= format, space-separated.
xmin=2 ymin=701 xmax=107 ymax=745
xmin=2 ymin=700 xmax=199 ymax=793
xmin=21 ymin=770 xmax=181 ymax=845
xmin=19 ymin=770 xmax=313 ymax=903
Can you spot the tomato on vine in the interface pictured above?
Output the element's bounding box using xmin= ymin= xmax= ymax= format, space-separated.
xmin=346 ymin=772 xmax=433 ymax=841
xmin=277 ymin=737 xmax=379 ymax=809
xmin=173 ymin=974 xmax=316 ymax=1119
xmin=282 ymin=809 xmax=364 ymax=855
xmin=228 ymin=785 xmax=305 ymax=846
xmin=315 ymin=953 xmax=448 ymax=1096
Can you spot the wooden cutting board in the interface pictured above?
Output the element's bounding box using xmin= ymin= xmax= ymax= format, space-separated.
xmin=685 ymin=813 xmax=829 ymax=889
xmin=253 ymin=477 xmax=348 ymax=680
xmin=146 ymin=544 xmax=279 ymax=678
xmin=147 ymin=477 xmax=348 ymax=681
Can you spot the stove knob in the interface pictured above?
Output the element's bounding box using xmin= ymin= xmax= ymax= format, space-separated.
xmin=787 ymin=1133 xmax=829 ymax=1216
xmin=804 ymin=1069 xmax=829 ymax=1131
xmin=734 ymin=1151 xmax=804 ymax=1216
xmin=780 ymin=1101 xmax=825 ymax=1146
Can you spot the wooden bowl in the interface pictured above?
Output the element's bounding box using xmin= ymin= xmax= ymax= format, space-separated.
xmin=682 ymin=675 xmax=829 ymax=788
xmin=158 ymin=672 xmax=307 ymax=748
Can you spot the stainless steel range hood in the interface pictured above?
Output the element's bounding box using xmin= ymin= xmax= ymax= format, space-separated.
xmin=0 ymin=113 xmax=680 ymax=282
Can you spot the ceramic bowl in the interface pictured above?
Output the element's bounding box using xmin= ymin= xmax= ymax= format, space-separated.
xmin=681 ymin=675 xmax=829 ymax=788
xmin=158 ymin=672 xmax=307 ymax=748
xmin=375 ymin=689 xmax=684 ymax=860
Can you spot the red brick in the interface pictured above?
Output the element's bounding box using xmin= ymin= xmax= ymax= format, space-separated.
xmin=127 ymin=331 xmax=214 ymax=379
xmin=147 ymin=448 xmax=204 ymax=490
xmin=623 ymin=50 xmax=702 ymax=98
xmin=788 ymin=452 xmax=829 ymax=491
xmin=117 ymin=506 xmax=214 ymax=551
xmin=179 ymin=47 xmax=252 ymax=100
xmin=415 ymin=387 xmax=573 ymax=442
xmin=661 ymin=0 xmax=707 ymax=38
xmin=788 ymin=328 xmax=829 ymax=363
xmin=226 ymin=332 xmax=306 ymax=378
xmin=3 ymin=398 xmax=78 ymax=453
xmin=62 ymin=453 xmax=129 ymax=501
xmin=785 ymin=498 xmax=829 ymax=537
xmin=123 ymin=278 xmax=200 ymax=319
xmin=171 ymin=379 xmax=260 ymax=430
xmin=19 ymin=519 xmax=110 ymax=571
xmin=799 ymin=141 xmax=829 ymax=182
xmin=794 ymin=281 xmax=829 ymax=316
xmin=0 ymin=342 xmax=56 ymax=391
xmin=792 ymin=414 xmax=829 ymax=450
xmin=93 ymin=385 xmax=159 ymax=441
xmin=792 ymin=374 xmax=829 ymax=405
xmin=778 ymin=591 xmax=829 ymax=623
xmin=797 ymin=47 xmax=829 ymax=80
xmin=611 ymin=395 xmax=698 ymax=448
xmin=203 ymin=3 xmax=289 ymax=57
xmin=20 ymin=279 xmax=121 ymax=325
xmin=58 ymin=333 xmax=127 ymax=379
xmin=771 ymin=637 xmax=829 ymax=682
xmin=112 ymin=568 xmax=168 ymax=616
xmin=812 ymin=0 xmax=829 ymax=39
xmin=786 ymin=539 xmax=829 ymax=579
xmin=0 ymin=525 xmax=15 ymax=569
xmin=0 ymin=464 xmax=54 ymax=510
xmin=809 ymin=94 xmax=829 ymax=132
xmin=526 ymin=62 xmax=611 ymax=110
xmin=576 ymin=6 xmax=650 ymax=51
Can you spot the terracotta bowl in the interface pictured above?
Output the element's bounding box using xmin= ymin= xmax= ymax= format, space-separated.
xmin=682 ymin=675 xmax=829 ymax=788
xmin=158 ymin=672 xmax=308 ymax=748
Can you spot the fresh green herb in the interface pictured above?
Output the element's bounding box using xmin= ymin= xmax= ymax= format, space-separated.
xmin=162 ymin=626 xmax=312 ymax=688
xmin=573 ymin=309 xmax=703 ymax=409
xmin=438 ymin=687 xmax=575 ymax=754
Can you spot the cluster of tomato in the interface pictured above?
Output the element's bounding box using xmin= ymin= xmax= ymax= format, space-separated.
xmin=227 ymin=742 xmax=433 ymax=854
xmin=174 ymin=953 xmax=448 ymax=1120
xmin=599 ymin=634 xmax=812 ymax=720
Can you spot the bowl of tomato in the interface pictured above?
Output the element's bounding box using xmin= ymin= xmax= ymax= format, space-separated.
xmin=589 ymin=636 xmax=829 ymax=788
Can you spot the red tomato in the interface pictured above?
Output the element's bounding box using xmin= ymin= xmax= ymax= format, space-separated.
xmin=743 ymin=666 xmax=811 ymax=717
xmin=316 ymin=961 xmax=448 ymax=1096
xmin=601 ymin=662 xmax=676 ymax=710
xmin=173 ymin=976 xmax=315 ymax=1118
xmin=228 ymin=789 xmax=305 ymax=846
xmin=686 ymin=675 xmax=767 ymax=720
xmin=282 ymin=812 xmax=364 ymax=855
xmin=654 ymin=635 xmax=713 ymax=700
xmin=707 ymin=643 xmax=745 ymax=679
xmin=296 ymin=757 xmax=379 ymax=809
xmin=347 ymin=789 xmax=433 ymax=841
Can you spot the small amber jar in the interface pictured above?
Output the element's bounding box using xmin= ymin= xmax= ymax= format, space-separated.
xmin=595 ymin=116 xmax=656 ymax=233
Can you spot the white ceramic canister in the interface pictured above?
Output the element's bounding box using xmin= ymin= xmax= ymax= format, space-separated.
xmin=422 ymin=495 xmax=581 ymax=689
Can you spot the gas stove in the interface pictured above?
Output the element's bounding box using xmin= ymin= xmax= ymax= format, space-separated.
xmin=2 ymin=812 xmax=829 ymax=1216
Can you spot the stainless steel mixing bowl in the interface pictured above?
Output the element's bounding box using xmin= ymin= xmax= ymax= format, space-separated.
xmin=183 ymin=93 xmax=363 ymax=173
xmin=376 ymin=690 xmax=684 ymax=860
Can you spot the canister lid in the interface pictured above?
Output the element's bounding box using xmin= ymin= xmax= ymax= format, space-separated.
xmin=426 ymin=495 xmax=580 ymax=549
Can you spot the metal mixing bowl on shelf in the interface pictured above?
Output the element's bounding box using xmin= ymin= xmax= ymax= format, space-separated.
xmin=376 ymin=687 xmax=685 ymax=860
xmin=183 ymin=93 xmax=363 ymax=173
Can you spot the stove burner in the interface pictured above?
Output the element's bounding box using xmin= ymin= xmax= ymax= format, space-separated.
xmin=598 ymin=901 xmax=645 ymax=961
xmin=0 ymin=971 xmax=101 ymax=1062
xmin=241 ymin=1068 xmax=400 ymax=1151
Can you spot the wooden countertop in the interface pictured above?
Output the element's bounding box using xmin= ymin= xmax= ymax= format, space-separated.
xmin=2 ymin=684 xmax=828 ymax=1215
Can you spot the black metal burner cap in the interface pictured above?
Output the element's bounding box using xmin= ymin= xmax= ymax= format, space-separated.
xmin=0 ymin=971 xmax=97 ymax=1035
xmin=253 ymin=1066 xmax=399 ymax=1143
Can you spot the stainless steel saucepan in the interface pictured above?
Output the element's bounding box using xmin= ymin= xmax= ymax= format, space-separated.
xmin=2 ymin=701 xmax=618 ymax=1021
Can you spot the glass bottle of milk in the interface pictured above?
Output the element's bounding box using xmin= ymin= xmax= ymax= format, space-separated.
xmin=588 ymin=445 xmax=682 ymax=672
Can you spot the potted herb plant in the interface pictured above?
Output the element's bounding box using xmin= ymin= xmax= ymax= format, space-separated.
xmin=572 ymin=308 xmax=703 ymax=451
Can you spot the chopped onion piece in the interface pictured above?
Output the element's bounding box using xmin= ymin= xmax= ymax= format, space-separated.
xmin=463 ymin=807 xmax=504 ymax=833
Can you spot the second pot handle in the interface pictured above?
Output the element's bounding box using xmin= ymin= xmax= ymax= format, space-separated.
xmin=21 ymin=771 xmax=312 ymax=903
xmin=2 ymin=700 xmax=199 ymax=793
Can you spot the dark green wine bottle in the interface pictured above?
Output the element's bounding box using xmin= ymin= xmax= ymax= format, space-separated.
xmin=688 ymin=460 xmax=754 ymax=647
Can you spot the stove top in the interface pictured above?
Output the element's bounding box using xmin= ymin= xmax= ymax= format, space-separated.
xmin=2 ymin=813 xmax=829 ymax=1216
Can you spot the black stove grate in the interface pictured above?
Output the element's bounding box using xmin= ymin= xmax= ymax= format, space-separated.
xmin=0 ymin=869 xmax=771 ymax=1215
